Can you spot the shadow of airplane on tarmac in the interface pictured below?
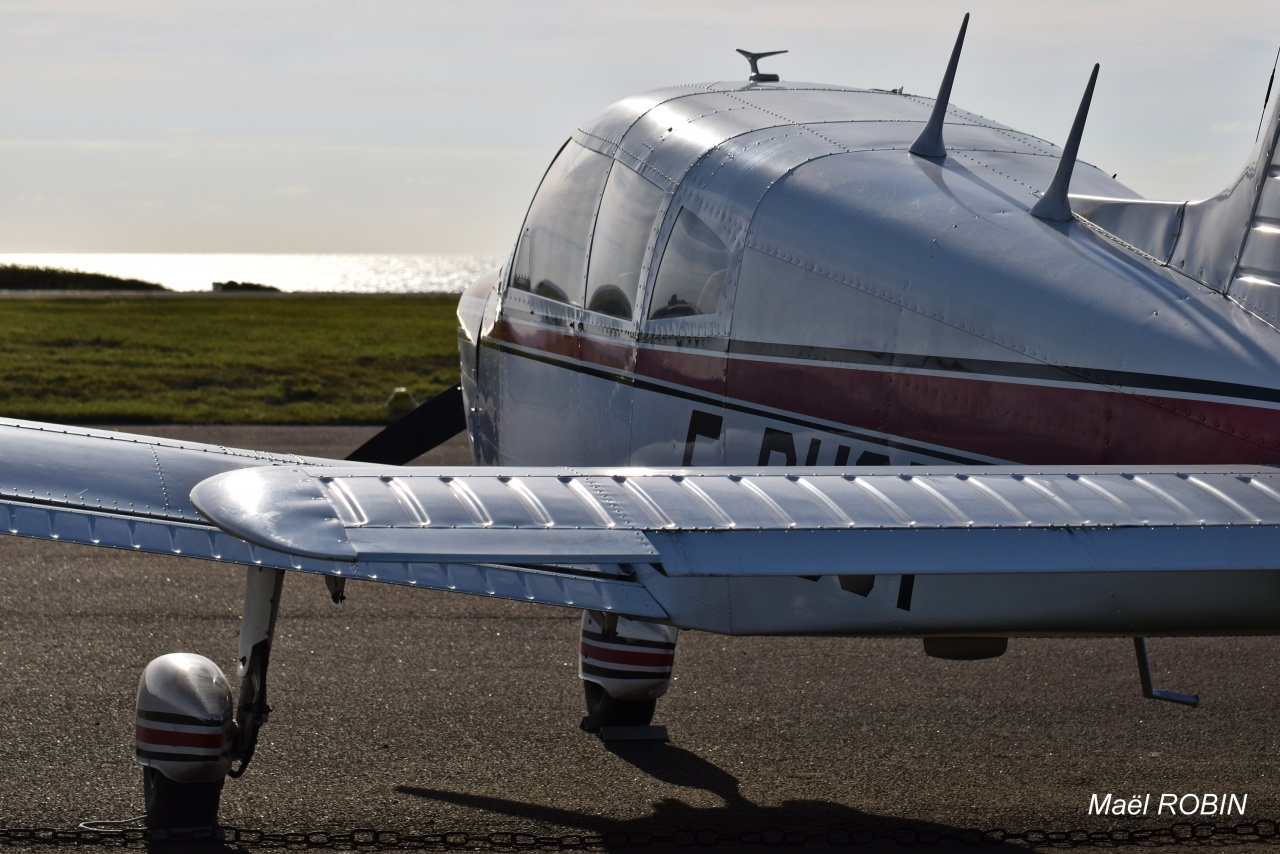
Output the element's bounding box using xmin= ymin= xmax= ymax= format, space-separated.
xmin=396 ymin=740 xmax=1024 ymax=852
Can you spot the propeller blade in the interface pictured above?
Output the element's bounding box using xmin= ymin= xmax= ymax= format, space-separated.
xmin=346 ymin=382 xmax=467 ymax=465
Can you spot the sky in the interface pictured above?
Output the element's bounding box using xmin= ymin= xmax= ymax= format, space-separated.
xmin=2 ymin=1 xmax=1280 ymax=255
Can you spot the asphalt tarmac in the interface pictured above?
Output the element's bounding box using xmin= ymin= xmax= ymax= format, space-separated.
xmin=1 ymin=425 xmax=1278 ymax=851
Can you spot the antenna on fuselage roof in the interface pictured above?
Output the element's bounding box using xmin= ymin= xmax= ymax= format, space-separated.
xmin=736 ymin=49 xmax=788 ymax=83
xmin=909 ymin=12 xmax=970 ymax=160
xmin=1257 ymin=46 xmax=1280 ymax=143
xmin=1030 ymin=63 xmax=1100 ymax=223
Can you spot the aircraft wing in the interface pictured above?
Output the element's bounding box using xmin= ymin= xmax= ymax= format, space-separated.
xmin=0 ymin=419 xmax=665 ymax=618
xmin=6 ymin=418 xmax=1280 ymax=626
xmin=190 ymin=463 xmax=1280 ymax=576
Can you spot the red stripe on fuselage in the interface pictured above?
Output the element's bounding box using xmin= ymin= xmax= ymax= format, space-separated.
xmin=579 ymin=333 xmax=635 ymax=373
xmin=494 ymin=321 xmax=1280 ymax=465
xmin=725 ymin=357 xmax=1280 ymax=465
xmin=496 ymin=319 xmax=580 ymax=360
xmin=636 ymin=345 xmax=727 ymax=397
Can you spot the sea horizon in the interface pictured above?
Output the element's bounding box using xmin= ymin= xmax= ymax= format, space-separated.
xmin=0 ymin=253 xmax=502 ymax=294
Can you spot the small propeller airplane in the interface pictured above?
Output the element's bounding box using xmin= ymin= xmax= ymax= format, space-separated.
xmin=7 ymin=14 xmax=1280 ymax=828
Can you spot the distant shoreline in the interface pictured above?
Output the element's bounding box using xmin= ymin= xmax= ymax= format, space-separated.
xmin=0 ymin=263 xmax=166 ymax=292
xmin=0 ymin=262 xmax=463 ymax=299
xmin=0 ymin=253 xmax=497 ymax=293
xmin=0 ymin=290 xmax=460 ymax=299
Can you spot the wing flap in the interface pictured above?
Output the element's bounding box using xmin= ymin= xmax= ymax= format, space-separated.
xmin=344 ymin=528 xmax=660 ymax=564
xmin=645 ymin=525 xmax=1280 ymax=575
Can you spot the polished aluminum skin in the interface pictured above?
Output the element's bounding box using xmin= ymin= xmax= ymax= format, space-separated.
xmin=1073 ymin=82 xmax=1280 ymax=325
xmin=192 ymin=464 xmax=1280 ymax=576
xmin=463 ymin=76 xmax=1280 ymax=478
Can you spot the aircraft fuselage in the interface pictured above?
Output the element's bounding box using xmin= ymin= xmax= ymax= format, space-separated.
xmin=454 ymin=80 xmax=1280 ymax=637
xmin=459 ymin=83 xmax=1280 ymax=473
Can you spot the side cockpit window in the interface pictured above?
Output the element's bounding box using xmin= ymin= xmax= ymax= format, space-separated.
xmin=648 ymin=207 xmax=731 ymax=320
xmin=585 ymin=166 xmax=664 ymax=319
xmin=511 ymin=141 xmax=612 ymax=306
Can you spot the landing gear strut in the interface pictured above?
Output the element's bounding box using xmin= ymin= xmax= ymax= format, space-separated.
xmin=228 ymin=567 xmax=285 ymax=778
xmin=135 ymin=567 xmax=284 ymax=829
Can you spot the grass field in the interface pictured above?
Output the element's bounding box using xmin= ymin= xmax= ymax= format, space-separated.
xmin=0 ymin=294 xmax=462 ymax=423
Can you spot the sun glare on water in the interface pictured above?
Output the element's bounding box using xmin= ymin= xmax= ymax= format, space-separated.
xmin=0 ymin=254 xmax=501 ymax=293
